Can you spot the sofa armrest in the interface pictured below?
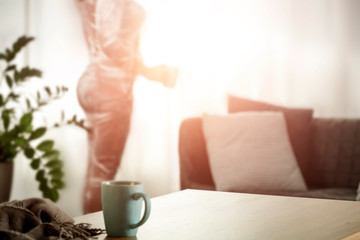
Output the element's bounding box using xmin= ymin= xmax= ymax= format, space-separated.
xmin=179 ymin=118 xmax=215 ymax=190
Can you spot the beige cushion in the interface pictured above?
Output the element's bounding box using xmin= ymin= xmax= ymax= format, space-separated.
xmin=228 ymin=95 xmax=313 ymax=182
xmin=202 ymin=112 xmax=307 ymax=192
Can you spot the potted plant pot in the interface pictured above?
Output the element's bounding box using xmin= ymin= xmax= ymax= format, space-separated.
xmin=0 ymin=161 xmax=14 ymax=203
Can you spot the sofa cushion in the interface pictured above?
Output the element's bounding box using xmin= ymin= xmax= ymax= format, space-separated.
xmin=277 ymin=188 xmax=356 ymax=201
xmin=308 ymin=118 xmax=360 ymax=189
xmin=202 ymin=112 xmax=307 ymax=192
xmin=254 ymin=188 xmax=356 ymax=201
xmin=228 ymin=95 xmax=313 ymax=185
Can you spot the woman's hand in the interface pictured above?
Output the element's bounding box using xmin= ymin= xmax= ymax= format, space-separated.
xmin=139 ymin=64 xmax=178 ymax=88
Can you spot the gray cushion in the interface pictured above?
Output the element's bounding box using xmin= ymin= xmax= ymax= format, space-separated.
xmin=307 ymin=118 xmax=360 ymax=189
xmin=276 ymin=188 xmax=356 ymax=201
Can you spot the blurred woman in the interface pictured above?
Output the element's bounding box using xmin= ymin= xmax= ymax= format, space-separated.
xmin=76 ymin=0 xmax=177 ymax=213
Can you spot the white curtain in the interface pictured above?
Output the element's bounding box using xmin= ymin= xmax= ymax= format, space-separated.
xmin=1 ymin=0 xmax=360 ymax=217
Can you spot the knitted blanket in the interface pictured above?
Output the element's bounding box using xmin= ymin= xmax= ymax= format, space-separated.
xmin=0 ymin=198 xmax=104 ymax=239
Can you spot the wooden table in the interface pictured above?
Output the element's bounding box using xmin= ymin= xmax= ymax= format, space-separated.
xmin=74 ymin=189 xmax=360 ymax=240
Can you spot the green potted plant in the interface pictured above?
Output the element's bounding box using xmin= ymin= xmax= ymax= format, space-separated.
xmin=0 ymin=36 xmax=86 ymax=203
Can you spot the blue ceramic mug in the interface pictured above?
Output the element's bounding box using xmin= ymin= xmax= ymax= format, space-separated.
xmin=101 ymin=181 xmax=151 ymax=237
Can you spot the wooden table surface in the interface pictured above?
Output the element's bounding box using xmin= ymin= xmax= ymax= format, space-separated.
xmin=74 ymin=189 xmax=360 ymax=240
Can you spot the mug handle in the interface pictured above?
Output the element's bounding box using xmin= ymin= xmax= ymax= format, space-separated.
xmin=130 ymin=193 xmax=151 ymax=229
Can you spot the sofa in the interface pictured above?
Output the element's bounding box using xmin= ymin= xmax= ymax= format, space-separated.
xmin=179 ymin=96 xmax=360 ymax=201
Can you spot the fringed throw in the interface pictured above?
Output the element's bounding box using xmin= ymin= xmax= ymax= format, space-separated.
xmin=0 ymin=198 xmax=105 ymax=239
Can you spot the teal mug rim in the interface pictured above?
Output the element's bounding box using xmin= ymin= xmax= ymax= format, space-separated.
xmin=102 ymin=181 xmax=143 ymax=187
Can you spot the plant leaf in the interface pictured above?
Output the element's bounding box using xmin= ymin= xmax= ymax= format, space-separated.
xmin=20 ymin=112 xmax=33 ymax=129
xmin=5 ymin=48 xmax=15 ymax=62
xmin=42 ymin=150 xmax=60 ymax=161
xmin=14 ymin=70 xmax=19 ymax=83
xmin=2 ymin=111 xmax=10 ymax=131
xmin=0 ymin=53 xmax=6 ymax=60
xmin=44 ymin=87 xmax=51 ymax=96
xmin=28 ymin=68 xmax=42 ymax=78
xmin=36 ymin=170 xmax=45 ymax=181
xmin=17 ymin=67 xmax=42 ymax=82
xmin=24 ymin=147 xmax=35 ymax=158
xmin=30 ymin=159 xmax=41 ymax=169
xmin=51 ymin=179 xmax=65 ymax=189
xmin=46 ymin=159 xmax=63 ymax=169
xmin=12 ymin=36 xmax=34 ymax=56
xmin=9 ymin=93 xmax=19 ymax=102
xmin=48 ymin=189 xmax=59 ymax=202
xmin=39 ymin=179 xmax=48 ymax=191
xmin=14 ymin=137 xmax=26 ymax=147
xmin=49 ymin=168 xmax=64 ymax=179
xmin=25 ymin=124 xmax=33 ymax=133
xmin=29 ymin=127 xmax=46 ymax=140
xmin=6 ymin=75 xmax=12 ymax=88
xmin=61 ymin=86 xmax=68 ymax=92
xmin=42 ymin=189 xmax=50 ymax=199
xmin=26 ymin=99 xmax=31 ymax=110
xmin=5 ymin=65 xmax=16 ymax=72
xmin=37 ymin=140 xmax=54 ymax=152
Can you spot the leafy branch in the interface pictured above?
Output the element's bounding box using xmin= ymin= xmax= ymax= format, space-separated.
xmin=0 ymin=35 xmax=87 ymax=202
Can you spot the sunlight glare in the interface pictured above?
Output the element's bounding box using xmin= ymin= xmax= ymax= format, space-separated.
xmin=140 ymin=1 xmax=267 ymax=72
